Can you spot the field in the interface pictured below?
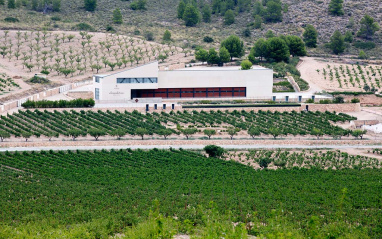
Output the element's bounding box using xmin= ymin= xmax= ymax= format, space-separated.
xmin=298 ymin=57 xmax=382 ymax=93
xmin=0 ymin=109 xmax=357 ymax=141
xmin=0 ymin=30 xmax=191 ymax=100
xmin=0 ymin=149 xmax=381 ymax=238
xmin=0 ymin=0 xmax=381 ymax=58
xmin=0 ymin=73 xmax=20 ymax=95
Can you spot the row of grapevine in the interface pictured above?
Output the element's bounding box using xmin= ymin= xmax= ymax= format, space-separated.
xmin=0 ymin=73 xmax=20 ymax=95
xmin=319 ymin=64 xmax=382 ymax=91
xmin=0 ymin=109 xmax=357 ymax=140
xmin=228 ymin=149 xmax=381 ymax=170
xmin=0 ymin=149 xmax=380 ymax=237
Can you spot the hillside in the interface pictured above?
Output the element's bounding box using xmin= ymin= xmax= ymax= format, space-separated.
xmin=0 ymin=0 xmax=381 ymax=57
xmin=0 ymin=149 xmax=381 ymax=237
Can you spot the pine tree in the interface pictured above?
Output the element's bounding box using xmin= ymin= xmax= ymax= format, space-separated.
xmin=113 ymin=8 xmax=123 ymax=24
xmin=163 ymin=30 xmax=171 ymax=41
xmin=183 ymin=4 xmax=200 ymax=27
xmin=52 ymin=0 xmax=61 ymax=12
xmin=264 ymin=37 xmax=290 ymax=62
xmin=0 ymin=0 xmax=5 ymax=5
xmin=263 ymin=0 xmax=282 ymax=22
xmin=177 ymin=0 xmax=186 ymax=19
xmin=254 ymin=15 xmax=262 ymax=29
xmin=303 ymin=24 xmax=318 ymax=48
xmin=220 ymin=35 xmax=244 ymax=60
xmin=84 ymin=0 xmax=97 ymax=12
xmin=357 ymin=15 xmax=380 ymax=40
xmin=224 ymin=9 xmax=235 ymax=25
xmin=330 ymin=30 xmax=345 ymax=55
xmin=286 ymin=35 xmax=306 ymax=57
xmin=219 ymin=47 xmax=230 ymax=64
xmin=202 ymin=4 xmax=211 ymax=23
xmin=207 ymin=48 xmax=220 ymax=65
xmin=328 ymin=0 xmax=344 ymax=16
xmin=8 ymin=0 xmax=15 ymax=9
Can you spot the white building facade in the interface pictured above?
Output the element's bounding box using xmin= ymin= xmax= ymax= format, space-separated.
xmin=93 ymin=62 xmax=273 ymax=102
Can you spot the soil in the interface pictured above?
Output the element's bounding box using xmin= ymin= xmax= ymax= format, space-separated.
xmin=298 ymin=57 xmax=382 ymax=93
xmin=0 ymin=30 xmax=193 ymax=102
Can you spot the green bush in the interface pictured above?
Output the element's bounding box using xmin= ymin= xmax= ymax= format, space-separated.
xmin=4 ymin=17 xmax=19 ymax=22
xmin=204 ymin=145 xmax=225 ymax=158
xmin=130 ymin=0 xmax=146 ymax=10
xmin=203 ymin=36 xmax=214 ymax=43
xmin=29 ymin=76 xmax=50 ymax=84
xmin=75 ymin=22 xmax=95 ymax=31
xmin=351 ymin=98 xmax=360 ymax=103
xmin=21 ymin=99 xmax=95 ymax=108
xmin=353 ymin=41 xmax=376 ymax=50
xmin=51 ymin=16 xmax=61 ymax=21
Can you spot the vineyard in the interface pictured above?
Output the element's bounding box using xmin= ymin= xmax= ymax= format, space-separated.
xmin=0 ymin=73 xmax=20 ymax=95
xmin=319 ymin=63 xmax=382 ymax=91
xmin=227 ymin=149 xmax=381 ymax=170
xmin=0 ymin=109 xmax=357 ymax=140
xmin=0 ymin=149 xmax=381 ymax=238
xmin=0 ymin=30 xmax=186 ymax=80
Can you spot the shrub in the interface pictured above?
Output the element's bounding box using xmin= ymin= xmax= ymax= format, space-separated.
xmin=130 ymin=0 xmax=146 ymax=10
xmin=241 ymin=60 xmax=252 ymax=70
xmin=75 ymin=22 xmax=95 ymax=31
xmin=4 ymin=17 xmax=19 ymax=22
xmin=353 ymin=41 xmax=376 ymax=50
xmin=351 ymin=98 xmax=360 ymax=103
xmin=333 ymin=96 xmax=344 ymax=103
xmin=204 ymin=145 xmax=225 ymax=158
xmin=319 ymin=99 xmax=332 ymax=104
xmin=259 ymin=158 xmax=272 ymax=168
xmin=84 ymin=0 xmax=97 ymax=12
xmin=29 ymin=76 xmax=50 ymax=84
xmin=144 ymin=31 xmax=154 ymax=41
xmin=203 ymin=36 xmax=214 ymax=43
xmin=305 ymin=99 xmax=314 ymax=103
xmin=21 ymin=99 xmax=95 ymax=108
xmin=51 ymin=16 xmax=61 ymax=21
xmin=105 ymin=25 xmax=115 ymax=32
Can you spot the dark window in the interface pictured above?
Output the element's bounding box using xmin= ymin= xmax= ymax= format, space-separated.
xmin=135 ymin=87 xmax=246 ymax=99
xmin=117 ymin=77 xmax=158 ymax=84
xmin=95 ymin=88 xmax=100 ymax=100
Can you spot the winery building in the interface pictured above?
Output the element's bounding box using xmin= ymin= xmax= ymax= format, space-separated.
xmin=93 ymin=61 xmax=273 ymax=102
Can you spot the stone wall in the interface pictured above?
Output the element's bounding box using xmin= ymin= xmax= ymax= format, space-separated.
xmin=305 ymin=103 xmax=361 ymax=112
xmin=67 ymin=91 xmax=94 ymax=99
xmin=340 ymin=94 xmax=382 ymax=106
xmin=182 ymin=103 xmax=360 ymax=113
xmin=0 ymin=80 xmax=91 ymax=115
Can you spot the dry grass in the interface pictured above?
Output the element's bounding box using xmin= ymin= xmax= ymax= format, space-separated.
xmin=0 ymin=0 xmax=381 ymax=57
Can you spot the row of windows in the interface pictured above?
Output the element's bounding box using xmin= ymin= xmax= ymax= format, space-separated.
xmin=117 ymin=78 xmax=158 ymax=84
xmin=135 ymin=87 xmax=246 ymax=99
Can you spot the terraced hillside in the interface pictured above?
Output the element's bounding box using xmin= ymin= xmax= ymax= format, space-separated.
xmin=0 ymin=0 xmax=381 ymax=54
